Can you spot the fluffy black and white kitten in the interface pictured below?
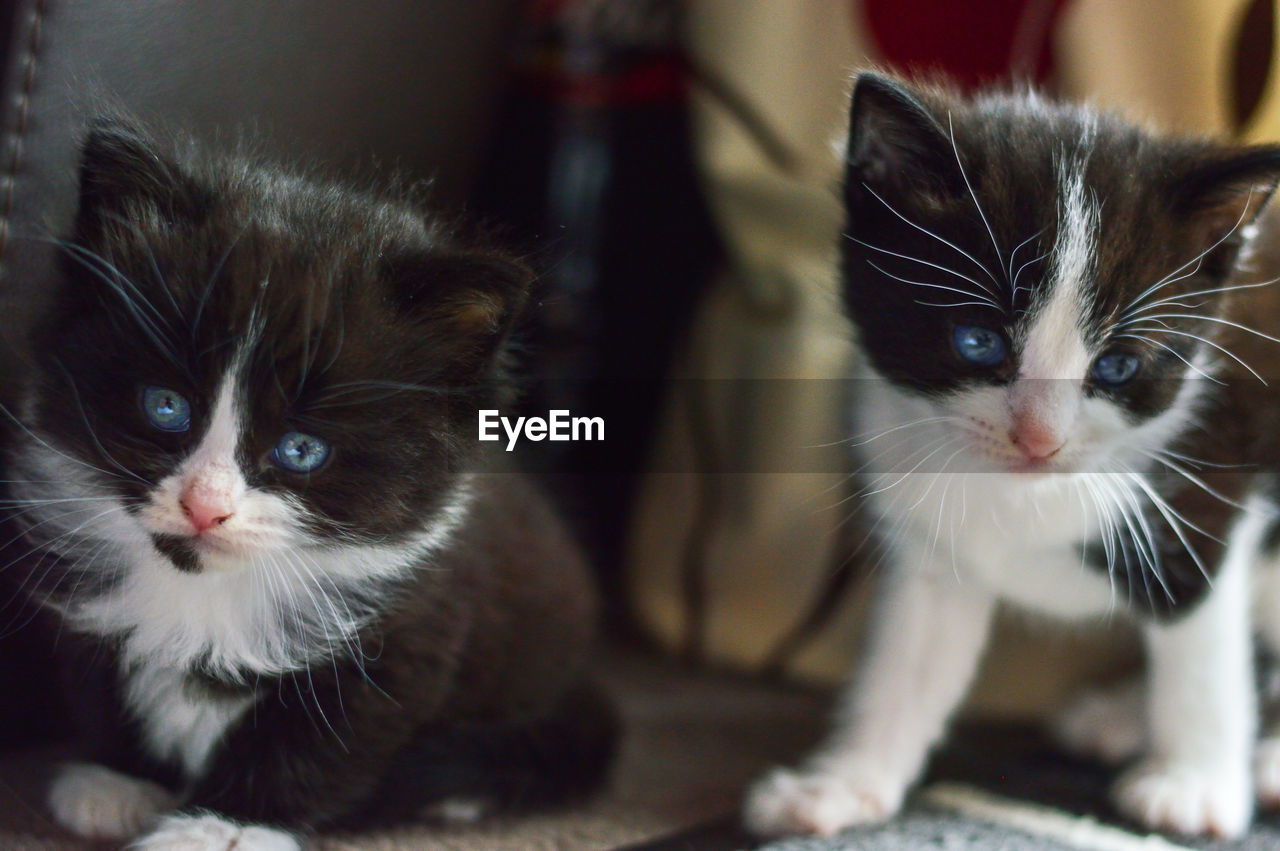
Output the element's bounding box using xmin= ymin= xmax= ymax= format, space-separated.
xmin=745 ymin=73 xmax=1280 ymax=839
xmin=3 ymin=119 xmax=614 ymax=849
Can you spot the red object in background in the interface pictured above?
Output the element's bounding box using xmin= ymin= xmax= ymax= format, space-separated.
xmin=513 ymin=0 xmax=686 ymax=106
xmin=860 ymin=0 xmax=1074 ymax=89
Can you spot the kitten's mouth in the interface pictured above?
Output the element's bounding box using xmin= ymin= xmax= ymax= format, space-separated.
xmin=193 ymin=536 xmax=238 ymax=556
xmin=151 ymin=533 xmax=201 ymax=573
xmin=150 ymin=532 xmax=243 ymax=572
xmin=1004 ymin=455 xmax=1055 ymax=473
xmin=964 ymin=435 xmax=1067 ymax=475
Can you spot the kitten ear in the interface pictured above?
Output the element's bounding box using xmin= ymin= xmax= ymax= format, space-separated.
xmin=846 ymin=72 xmax=955 ymax=194
xmin=75 ymin=116 xmax=203 ymax=236
xmin=1173 ymin=144 xmax=1280 ymax=233
xmin=383 ymin=249 xmax=531 ymax=371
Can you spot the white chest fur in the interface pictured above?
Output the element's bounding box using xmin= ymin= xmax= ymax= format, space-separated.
xmin=856 ymin=380 xmax=1126 ymax=620
xmin=11 ymin=439 xmax=476 ymax=782
xmin=123 ymin=663 xmax=255 ymax=777
xmin=886 ymin=471 xmax=1116 ymax=618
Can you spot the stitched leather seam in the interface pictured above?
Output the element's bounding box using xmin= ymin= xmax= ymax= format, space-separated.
xmin=0 ymin=0 xmax=47 ymax=266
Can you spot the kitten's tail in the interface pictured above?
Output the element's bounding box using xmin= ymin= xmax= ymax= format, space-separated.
xmin=370 ymin=678 xmax=619 ymax=822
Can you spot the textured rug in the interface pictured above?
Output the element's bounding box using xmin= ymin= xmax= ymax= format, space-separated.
xmin=625 ymin=701 xmax=1280 ymax=851
xmin=3 ymin=650 xmax=1280 ymax=849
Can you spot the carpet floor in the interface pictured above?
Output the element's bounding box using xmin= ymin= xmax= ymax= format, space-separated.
xmin=2 ymin=649 xmax=1279 ymax=849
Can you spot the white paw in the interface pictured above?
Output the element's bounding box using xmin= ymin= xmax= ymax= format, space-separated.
xmin=1050 ymin=684 xmax=1145 ymax=765
xmin=1113 ymin=758 xmax=1251 ymax=838
xmin=743 ymin=765 xmax=903 ymax=837
xmin=48 ymin=762 xmax=176 ymax=840
xmin=1255 ymin=736 xmax=1280 ymax=809
xmin=131 ymin=813 xmax=300 ymax=851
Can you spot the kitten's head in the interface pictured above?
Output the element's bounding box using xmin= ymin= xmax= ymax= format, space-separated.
xmin=843 ymin=72 xmax=1280 ymax=475
xmin=17 ymin=118 xmax=528 ymax=579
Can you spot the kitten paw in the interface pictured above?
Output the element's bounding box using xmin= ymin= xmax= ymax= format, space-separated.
xmin=132 ymin=813 xmax=300 ymax=851
xmin=1255 ymin=737 xmax=1280 ymax=809
xmin=48 ymin=762 xmax=176 ymax=840
xmin=1113 ymin=759 xmax=1251 ymax=838
xmin=743 ymin=766 xmax=902 ymax=837
xmin=1049 ymin=683 xmax=1145 ymax=765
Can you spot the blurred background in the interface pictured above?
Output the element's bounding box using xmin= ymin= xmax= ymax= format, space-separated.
xmin=1 ymin=3 xmax=1279 ymax=845
xmin=3 ymin=0 xmax=1279 ymax=714
xmin=2 ymin=0 xmax=1280 ymax=844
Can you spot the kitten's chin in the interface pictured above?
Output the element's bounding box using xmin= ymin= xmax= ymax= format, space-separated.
xmin=149 ymin=531 xmax=255 ymax=574
xmin=1003 ymin=457 xmax=1065 ymax=475
xmin=968 ymin=452 xmax=1084 ymax=479
xmin=192 ymin=541 xmax=249 ymax=573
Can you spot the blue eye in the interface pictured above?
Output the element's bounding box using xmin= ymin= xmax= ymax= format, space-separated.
xmin=141 ymin=386 xmax=191 ymax=432
xmin=1091 ymin=351 xmax=1141 ymax=386
xmin=272 ymin=431 xmax=331 ymax=473
xmin=953 ymin=325 xmax=1007 ymax=367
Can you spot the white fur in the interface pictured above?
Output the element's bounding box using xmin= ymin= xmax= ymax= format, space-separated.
xmin=746 ymin=556 xmax=995 ymax=837
xmin=747 ymin=146 xmax=1264 ymax=838
xmin=1051 ymin=679 xmax=1147 ymax=765
xmin=124 ymin=665 xmax=256 ymax=777
xmin=12 ymin=428 xmax=473 ymax=679
xmin=1019 ymin=159 xmax=1094 ymax=381
xmin=1254 ymin=545 xmax=1280 ymax=806
xmin=9 ymin=358 xmax=476 ymax=780
xmin=1005 ymin=164 xmax=1095 ymax=455
xmin=48 ymin=762 xmax=176 ymax=840
xmin=131 ymin=813 xmax=299 ymax=851
xmin=1112 ymin=500 xmax=1262 ymax=837
xmin=158 ymin=372 xmax=244 ymax=535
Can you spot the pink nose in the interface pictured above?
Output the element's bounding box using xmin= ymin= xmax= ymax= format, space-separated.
xmin=180 ymin=489 xmax=233 ymax=533
xmin=1010 ymin=421 xmax=1064 ymax=460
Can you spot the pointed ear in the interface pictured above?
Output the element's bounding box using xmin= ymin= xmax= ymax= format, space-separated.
xmin=1173 ymin=144 xmax=1280 ymax=234
xmin=75 ymin=116 xmax=205 ymax=237
xmin=846 ymin=72 xmax=955 ymax=196
xmin=382 ymin=248 xmax=532 ymax=372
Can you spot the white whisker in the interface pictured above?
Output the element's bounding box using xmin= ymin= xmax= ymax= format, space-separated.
xmin=866 ymin=260 xmax=1002 ymax=310
xmin=1124 ymin=325 xmax=1266 ymax=384
xmin=847 ymin=236 xmax=999 ymax=299
xmin=1113 ymin=333 xmax=1222 ymax=383
xmin=860 ymin=182 xmax=1002 ymax=288
xmin=947 ymin=112 xmax=1006 ymax=288
xmin=1117 ymin=312 xmax=1280 ymax=346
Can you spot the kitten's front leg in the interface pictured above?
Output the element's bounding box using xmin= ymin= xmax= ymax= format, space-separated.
xmin=745 ymin=564 xmax=995 ymax=837
xmin=47 ymin=762 xmax=176 ymax=841
xmin=1113 ymin=527 xmax=1256 ymax=838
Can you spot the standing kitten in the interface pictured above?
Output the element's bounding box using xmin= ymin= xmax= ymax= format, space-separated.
xmin=4 ymin=119 xmax=615 ymax=849
xmin=745 ymin=73 xmax=1280 ymax=839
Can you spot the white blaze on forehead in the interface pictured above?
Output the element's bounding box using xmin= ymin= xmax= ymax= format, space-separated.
xmin=179 ymin=365 xmax=244 ymax=498
xmin=1008 ymin=152 xmax=1098 ymax=438
xmin=1018 ymin=154 xmax=1097 ymax=382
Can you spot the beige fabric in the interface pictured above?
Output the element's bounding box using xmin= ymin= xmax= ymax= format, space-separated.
xmin=1056 ymin=0 xmax=1274 ymax=138
xmin=625 ymin=0 xmax=1280 ymax=714
xmin=626 ymin=0 xmax=866 ymax=680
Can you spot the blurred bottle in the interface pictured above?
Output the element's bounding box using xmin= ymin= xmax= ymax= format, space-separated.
xmin=475 ymin=0 xmax=720 ymax=613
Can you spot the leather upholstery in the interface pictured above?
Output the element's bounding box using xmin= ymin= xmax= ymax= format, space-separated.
xmin=0 ymin=0 xmax=520 ymax=382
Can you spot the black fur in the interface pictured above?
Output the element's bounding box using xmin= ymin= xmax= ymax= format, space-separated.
xmin=2 ymin=117 xmax=615 ymax=838
xmin=841 ymin=72 xmax=1280 ymax=617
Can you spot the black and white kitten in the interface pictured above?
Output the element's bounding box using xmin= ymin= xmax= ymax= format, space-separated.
xmin=3 ymin=119 xmax=614 ymax=849
xmin=745 ymin=73 xmax=1280 ymax=839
